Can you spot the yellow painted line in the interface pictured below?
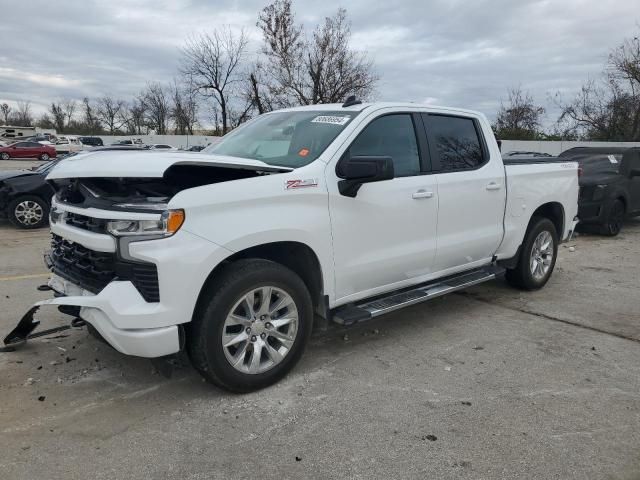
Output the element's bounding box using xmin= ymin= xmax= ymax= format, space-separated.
xmin=0 ymin=273 xmax=50 ymax=282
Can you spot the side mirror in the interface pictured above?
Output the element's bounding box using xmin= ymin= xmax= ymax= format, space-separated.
xmin=336 ymin=155 xmax=394 ymax=197
xmin=630 ymin=169 xmax=640 ymax=178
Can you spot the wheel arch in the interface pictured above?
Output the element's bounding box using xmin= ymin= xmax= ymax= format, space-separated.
xmin=530 ymin=201 xmax=564 ymax=238
xmin=194 ymin=241 xmax=327 ymax=323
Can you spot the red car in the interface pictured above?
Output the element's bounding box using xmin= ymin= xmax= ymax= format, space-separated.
xmin=0 ymin=141 xmax=57 ymax=161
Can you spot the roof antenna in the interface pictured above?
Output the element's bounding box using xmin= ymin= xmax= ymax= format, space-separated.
xmin=342 ymin=95 xmax=362 ymax=108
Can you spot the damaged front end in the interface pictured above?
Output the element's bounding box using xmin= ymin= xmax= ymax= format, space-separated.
xmin=2 ymin=151 xmax=291 ymax=355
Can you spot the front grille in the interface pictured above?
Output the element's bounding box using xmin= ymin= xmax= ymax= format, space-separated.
xmin=65 ymin=212 xmax=108 ymax=233
xmin=50 ymin=234 xmax=160 ymax=302
xmin=51 ymin=234 xmax=116 ymax=293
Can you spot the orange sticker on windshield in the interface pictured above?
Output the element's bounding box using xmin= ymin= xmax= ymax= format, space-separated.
xmin=298 ymin=148 xmax=310 ymax=157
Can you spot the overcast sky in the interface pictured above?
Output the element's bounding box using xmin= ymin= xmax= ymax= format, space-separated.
xmin=1 ymin=0 xmax=638 ymax=126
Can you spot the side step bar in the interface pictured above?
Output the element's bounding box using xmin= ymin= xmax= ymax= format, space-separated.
xmin=332 ymin=265 xmax=505 ymax=326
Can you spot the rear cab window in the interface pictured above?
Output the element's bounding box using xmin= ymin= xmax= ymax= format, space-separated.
xmin=422 ymin=114 xmax=487 ymax=172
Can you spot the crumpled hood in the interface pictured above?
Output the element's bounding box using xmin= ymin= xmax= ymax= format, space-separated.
xmin=46 ymin=150 xmax=292 ymax=180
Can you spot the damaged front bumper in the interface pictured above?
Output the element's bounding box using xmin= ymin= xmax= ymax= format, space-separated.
xmin=3 ymin=227 xmax=230 ymax=357
xmin=3 ymin=274 xmax=182 ymax=357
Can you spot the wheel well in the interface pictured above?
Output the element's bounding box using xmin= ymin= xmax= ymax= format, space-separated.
xmin=531 ymin=202 xmax=564 ymax=237
xmin=196 ymin=241 xmax=325 ymax=318
xmin=616 ymin=196 xmax=627 ymax=212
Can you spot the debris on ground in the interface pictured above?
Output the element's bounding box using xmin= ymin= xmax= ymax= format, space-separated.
xmin=37 ymin=396 xmax=45 ymax=402
xmin=461 ymin=401 xmax=472 ymax=406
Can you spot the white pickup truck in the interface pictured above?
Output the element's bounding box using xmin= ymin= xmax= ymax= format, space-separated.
xmin=4 ymin=101 xmax=579 ymax=392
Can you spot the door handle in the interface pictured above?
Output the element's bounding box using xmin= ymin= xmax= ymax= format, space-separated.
xmin=412 ymin=189 xmax=434 ymax=199
xmin=486 ymin=182 xmax=501 ymax=191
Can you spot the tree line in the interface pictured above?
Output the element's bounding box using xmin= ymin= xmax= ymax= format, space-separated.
xmin=0 ymin=0 xmax=376 ymax=137
xmin=1 ymin=1 xmax=638 ymax=142
xmin=493 ymin=31 xmax=640 ymax=141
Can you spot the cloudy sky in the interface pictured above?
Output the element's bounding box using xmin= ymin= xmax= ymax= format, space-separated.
xmin=1 ymin=0 xmax=638 ymax=126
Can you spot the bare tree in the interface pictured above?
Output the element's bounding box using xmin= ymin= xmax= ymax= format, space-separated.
xmin=82 ymin=97 xmax=102 ymax=134
xmin=493 ymin=87 xmax=545 ymax=140
xmin=307 ymin=9 xmax=377 ymax=103
xmin=252 ymin=1 xmax=377 ymax=110
xmin=96 ymin=96 xmax=125 ymax=134
xmin=140 ymin=82 xmax=170 ymax=134
xmin=49 ymin=102 xmax=66 ymax=132
xmin=170 ymin=78 xmax=198 ymax=135
xmin=181 ymin=27 xmax=248 ymax=133
xmin=13 ymin=101 xmax=33 ymax=127
xmin=558 ymin=30 xmax=640 ymax=140
xmin=62 ymin=99 xmax=77 ymax=129
xmin=1 ymin=103 xmax=11 ymax=125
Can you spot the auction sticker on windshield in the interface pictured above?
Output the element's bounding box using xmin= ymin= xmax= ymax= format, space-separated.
xmin=311 ymin=115 xmax=351 ymax=125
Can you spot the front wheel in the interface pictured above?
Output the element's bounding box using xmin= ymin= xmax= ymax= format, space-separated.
xmin=0 ymin=152 xmax=9 ymax=160
xmin=39 ymin=153 xmax=50 ymax=161
xmin=506 ymin=217 xmax=558 ymax=290
xmin=8 ymin=196 xmax=49 ymax=229
xmin=187 ymin=259 xmax=313 ymax=392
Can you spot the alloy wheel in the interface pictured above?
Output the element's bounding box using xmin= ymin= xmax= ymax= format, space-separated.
xmin=221 ymin=286 xmax=299 ymax=375
xmin=14 ymin=200 xmax=44 ymax=226
xmin=529 ymin=230 xmax=554 ymax=281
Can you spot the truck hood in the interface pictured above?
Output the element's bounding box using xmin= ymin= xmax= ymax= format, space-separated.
xmin=46 ymin=150 xmax=292 ymax=180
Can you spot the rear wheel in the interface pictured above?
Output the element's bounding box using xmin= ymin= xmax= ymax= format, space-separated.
xmin=506 ymin=217 xmax=558 ymax=290
xmin=8 ymin=196 xmax=49 ymax=229
xmin=187 ymin=259 xmax=313 ymax=393
xmin=39 ymin=153 xmax=50 ymax=161
xmin=600 ymin=199 xmax=624 ymax=236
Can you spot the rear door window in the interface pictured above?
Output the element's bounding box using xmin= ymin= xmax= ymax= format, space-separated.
xmin=423 ymin=114 xmax=485 ymax=172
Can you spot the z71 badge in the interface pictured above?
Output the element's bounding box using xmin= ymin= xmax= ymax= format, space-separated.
xmin=285 ymin=178 xmax=319 ymax=190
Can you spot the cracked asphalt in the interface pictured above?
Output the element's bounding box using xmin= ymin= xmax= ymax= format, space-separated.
xmin=1 ymin=160 xmax=639 ymax=479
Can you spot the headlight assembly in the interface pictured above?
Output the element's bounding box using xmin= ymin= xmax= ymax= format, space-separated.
xmin=106 ymin=209 xmax=185 ymax=237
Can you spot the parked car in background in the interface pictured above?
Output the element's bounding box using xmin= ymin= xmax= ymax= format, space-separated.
xmin=110 ymin=138 xmax=144 ymax=146
xmin=0 ymin=159 xmax=58 ymax=228
xmin=559 ymin=147 xmax=640 ymax=235
xmin=503 ymin=151 xmax=554 ymax=159
xmin=0 ymin=141 xmax=57 ymax=161
xmin=187 ymin=145 xmax=206 ymax=152
xmin=55 ymin=136 xmax=84 ymax=155
xmin=79 ymin=136 xmax=104 ymax=147
xmin=145 ymin=144 xmax=177 ymax=150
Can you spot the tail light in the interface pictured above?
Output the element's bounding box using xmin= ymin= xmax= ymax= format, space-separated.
xmin=577 ymin=166 xmax=583 ymax=177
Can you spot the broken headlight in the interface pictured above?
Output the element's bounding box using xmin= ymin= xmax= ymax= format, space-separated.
xmin=106 ymin=209 xmax=185 ymax=237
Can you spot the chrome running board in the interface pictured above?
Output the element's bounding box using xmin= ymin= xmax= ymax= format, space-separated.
xmin=332 ymin=265 xmax=504 ymax=326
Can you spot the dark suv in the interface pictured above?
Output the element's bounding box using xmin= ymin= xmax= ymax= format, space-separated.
xmin=560 ymin=147 xmax=640 ymax=235
xmin=79 ymin=136 xmax=104 ymax=147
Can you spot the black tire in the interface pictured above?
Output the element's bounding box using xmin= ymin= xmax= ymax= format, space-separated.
xmin=505 ymin=217 xmax=558 ymax=290
xmin=600 ymin=199 xmax=624 ymax=236
xmin=8 ymin=195 xmax=49 ymax=229
xmin=39 ymin=153 xmax=50 ymax=161
xmin=187 ymin=259 xmax=314 ymax=393
xmin=0 ymin=152 xmax=9 ymax=160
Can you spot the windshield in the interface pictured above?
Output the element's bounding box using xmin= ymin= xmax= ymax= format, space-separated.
xmin=208 ymin=110 xmax=359 ymax=168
